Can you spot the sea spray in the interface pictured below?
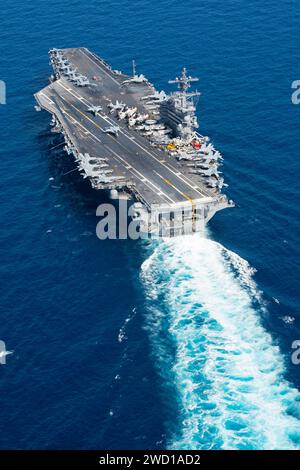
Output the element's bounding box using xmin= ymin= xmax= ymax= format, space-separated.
xmin=141 ymin=234 xmax=300 ymax=449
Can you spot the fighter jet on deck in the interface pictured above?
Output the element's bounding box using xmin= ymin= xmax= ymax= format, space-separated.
xmin=67 ymin=72 xmax=81 ymax=82
xmin=61 ymin=66 xmax=76 ymax=76
xmin=63 ymin=144 xmax=76 ymax=156
xmin=102 ymin=125 xmax=120 ymax=137
xmin=198 ymin=166 xmax=220 ymax=177
xmin=205 ymin=177 xmax=226 ymax=190
xmin=122 ymin=74 xmax=147 ymax=85
xmin=107 ymin=100 xmax=126 ymax=114
xmin=141 ymin=91 xmax=166 ymax=102
xmin=88 ymin=105 xmax=103 ymax=116
xmin=75 ymin=76 xmax=91 ymax=87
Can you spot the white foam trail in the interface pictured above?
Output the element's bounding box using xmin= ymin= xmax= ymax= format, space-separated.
xmin=118 ymin=307 xmax=136 ymax=343
xmin=141 ymin=233 xmax=300 ymax=450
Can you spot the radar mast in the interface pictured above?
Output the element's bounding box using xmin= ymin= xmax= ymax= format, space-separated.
xmin=168 ymin=67 xmax=199 ymax=93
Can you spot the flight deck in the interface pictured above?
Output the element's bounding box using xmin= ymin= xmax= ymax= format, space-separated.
xmin=35 ymin=47 xmax=233 ymax=236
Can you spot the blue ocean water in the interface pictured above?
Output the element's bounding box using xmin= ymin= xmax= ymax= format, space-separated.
xmin=1 ymin=0 xmax=300 ymax=449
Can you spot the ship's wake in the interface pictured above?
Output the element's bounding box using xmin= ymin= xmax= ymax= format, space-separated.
xmin=141 ymin=233 xmax=300 ymax=449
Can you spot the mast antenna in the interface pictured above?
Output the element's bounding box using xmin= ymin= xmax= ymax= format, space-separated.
xmin=168 ymin=67 xmax=199 ymax=93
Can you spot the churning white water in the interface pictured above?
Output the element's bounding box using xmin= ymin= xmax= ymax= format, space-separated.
xmin=141 ymin=234 xmax=300 ymax=449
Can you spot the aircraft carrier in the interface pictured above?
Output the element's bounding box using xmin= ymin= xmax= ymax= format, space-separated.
xmin=35 ymin=47 xmax=234 ymax=237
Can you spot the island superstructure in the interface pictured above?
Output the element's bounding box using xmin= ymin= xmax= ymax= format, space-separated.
xmin=35 ymin=47 xmax=234 ymax=236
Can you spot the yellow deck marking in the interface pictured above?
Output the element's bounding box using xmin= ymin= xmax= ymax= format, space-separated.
xmin=155 ymin=172 xmax=193 ymax=204
xmin=156 ymin=172 xmax=197 ymax=230
xmin=69 ymin=103 xmax=104 ymax=130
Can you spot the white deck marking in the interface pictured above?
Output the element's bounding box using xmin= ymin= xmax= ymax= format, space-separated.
xmin=80 ymin=49 xmax=120 ymax=85
xmin=40 ymin=92 xmax=54 ymax=105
